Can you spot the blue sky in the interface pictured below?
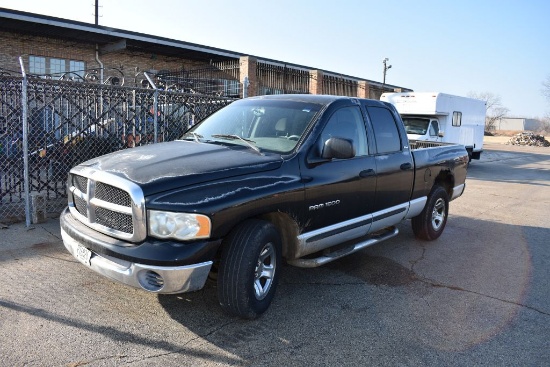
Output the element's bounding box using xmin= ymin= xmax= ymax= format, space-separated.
xmin=1 ymin=0 xmax=549 ymax=118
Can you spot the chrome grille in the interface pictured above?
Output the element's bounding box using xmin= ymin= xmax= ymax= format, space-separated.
xmin=67 ymin=169 xmax=146 ymax=243
xmin=73 ymin=175 xmax=88 ymax=194
xmin=96 ymin=207 xmax=133 ymax=234
xmin=96 ymin=182 xmax=131 ymax=207
xmin=74 ymin=194 xmax=87 ymax=216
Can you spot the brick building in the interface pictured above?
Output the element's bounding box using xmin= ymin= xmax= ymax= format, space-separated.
xmin=0 ymin=7 xmax=411 ymax=98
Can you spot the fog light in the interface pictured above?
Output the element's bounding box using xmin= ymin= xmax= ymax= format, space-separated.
xmin=138 ymin=270 xmax=164 ymax=292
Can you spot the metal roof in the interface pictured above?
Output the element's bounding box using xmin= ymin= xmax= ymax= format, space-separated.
xmin=0 ymin=7 xmax=409 ymax=89
xmin=0 ymin=7 xmax=243 ymax=62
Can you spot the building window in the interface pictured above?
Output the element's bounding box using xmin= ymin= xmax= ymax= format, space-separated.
xmin=50 ymin=58 xmax=66 ymax=77
xmin=28 ymin=55 xmax=85 ymax=79
xmin=70 ymin=60 xmax=85 ymax=78
xmin=29 ymin=56 xmax=46 ymax=75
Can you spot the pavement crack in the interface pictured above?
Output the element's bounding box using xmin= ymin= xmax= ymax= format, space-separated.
xmin=67 ymin=354 xmax=128 ymax=366
xmin=41 ymin=226 xmax=62 ymax=240
xmin=124 ymin=320 xmax=240 ymax=364
xmin=409 ymin=246 xmax=426 ymax=272
xmin=283 ymin=281 xmax=364 ymax=286
xmin=418 ymin=277 xmax=550 ymax=317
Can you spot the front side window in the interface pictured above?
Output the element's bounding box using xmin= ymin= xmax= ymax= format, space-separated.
xmin=452 ymin=111 xmax=462 ymax=126
xmin=368 ymin=107 xmax=402 ymax=154
xmin=319 ymin=106 xmax=368 ymax=157
xmin=429 ymin=121 xmax=440 ymax=136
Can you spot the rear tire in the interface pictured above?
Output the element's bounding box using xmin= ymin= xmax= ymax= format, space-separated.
xmin=217 ymin=219 xmax=282 ymax=319
xmin=412 ymin=185 xmax=449 ymax=241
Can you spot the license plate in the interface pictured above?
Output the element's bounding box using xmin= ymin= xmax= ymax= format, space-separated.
xmin=75 ymin=244 xmax=92 ymax=266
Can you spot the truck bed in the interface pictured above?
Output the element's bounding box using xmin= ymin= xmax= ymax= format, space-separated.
xmin=409 ymin=139 xmax=457 ymax=150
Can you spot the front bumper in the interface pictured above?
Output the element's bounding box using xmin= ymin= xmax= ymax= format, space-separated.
xmin=60 ymin=207 xmax=217 ymax=294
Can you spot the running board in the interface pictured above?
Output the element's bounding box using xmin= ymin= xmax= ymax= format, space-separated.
xmin=287 ymin=226 xmax=399 ymax=268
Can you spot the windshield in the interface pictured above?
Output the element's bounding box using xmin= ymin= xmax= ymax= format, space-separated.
xmin=183 ymin=99 xmax=322 ymax=154
xmin=402 ymin=117 xmax=430 ymax=135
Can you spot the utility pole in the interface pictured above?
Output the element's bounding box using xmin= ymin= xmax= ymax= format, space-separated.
xmin=95 ymin=0 xmax=99 ymax=25
xmin=382 ymin=58 xmax=392 ymax=95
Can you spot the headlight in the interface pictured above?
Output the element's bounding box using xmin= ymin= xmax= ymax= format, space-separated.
xmin=148 ymin=210 xmax=211 ymax=240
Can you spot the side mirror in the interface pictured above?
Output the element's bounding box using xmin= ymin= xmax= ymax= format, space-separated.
xmin=322 ymin=137 xmax=355 ymax=159
xmin=438 ymin=131 xmax=445 ymax=138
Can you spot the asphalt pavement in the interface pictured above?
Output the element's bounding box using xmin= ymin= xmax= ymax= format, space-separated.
xmin=0 ymin=139 xmax=549 ymax=366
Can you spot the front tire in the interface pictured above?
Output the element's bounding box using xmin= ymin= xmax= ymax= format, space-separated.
xmin=217 ymin=220 xmax=282 ymax=319
xmin=412 ymin=185 xmax=449 ymax=241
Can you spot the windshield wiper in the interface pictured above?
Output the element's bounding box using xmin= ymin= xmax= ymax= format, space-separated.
xmin=211 ymin=134 xmax=261 ymax=154
xmin=181 ymin=132 xmax=203 ymax=142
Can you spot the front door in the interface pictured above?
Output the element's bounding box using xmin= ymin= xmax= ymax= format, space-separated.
xmin=301 ymin=105 xmax=377 ymax=232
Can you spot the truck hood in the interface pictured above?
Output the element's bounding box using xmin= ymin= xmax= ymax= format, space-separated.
xmin=80 ymin=140 xmax=283 ymax=195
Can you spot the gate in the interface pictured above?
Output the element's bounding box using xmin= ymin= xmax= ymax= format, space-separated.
xmin=0 ymin=67 xmax=239 ymax=225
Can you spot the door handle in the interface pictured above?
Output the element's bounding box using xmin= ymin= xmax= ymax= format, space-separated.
xmin=400 ymin=162 xmax=412 ymax=170
xmin=359 ymin=169 xmax=375 ymax=178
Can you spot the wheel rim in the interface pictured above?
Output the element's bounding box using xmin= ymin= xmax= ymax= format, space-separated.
xmin=431 ymin=198 xmax=446 ymax=231
xmin=254 ymin=242 xmax=276 ymax=300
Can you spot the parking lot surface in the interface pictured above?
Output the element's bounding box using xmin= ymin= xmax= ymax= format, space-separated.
xmin=1 ymin=140 xmax=549 ymax=366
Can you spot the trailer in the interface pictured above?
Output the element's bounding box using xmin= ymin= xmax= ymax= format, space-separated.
xmin=381 ymin=92 xmax=486 ymax=160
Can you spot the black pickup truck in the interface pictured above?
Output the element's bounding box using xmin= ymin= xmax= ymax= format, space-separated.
xmin=60 ymin=94 xmax=468 ymax=319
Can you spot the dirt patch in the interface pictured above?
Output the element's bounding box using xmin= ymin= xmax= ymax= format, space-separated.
xmin=484 ymin=136 xmax=511 ymax=144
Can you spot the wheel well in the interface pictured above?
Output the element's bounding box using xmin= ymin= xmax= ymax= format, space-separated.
xmin=212 ymin=212 xmax=300 ymax=264
xmin=258 ymin=212 xmax=300 ymax=260
xmin=434 ymin=170 xmax=454 ymax=198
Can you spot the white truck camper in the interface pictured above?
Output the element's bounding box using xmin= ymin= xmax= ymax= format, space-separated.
xmin=381 ymin=92 xmax=486 ymax=160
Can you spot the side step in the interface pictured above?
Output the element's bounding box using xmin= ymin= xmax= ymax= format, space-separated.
xmin=287 ymin=226 xmax=399 ymax=268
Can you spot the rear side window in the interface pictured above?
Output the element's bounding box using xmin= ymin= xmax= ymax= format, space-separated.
xmin=452 ymin=111 xmax=462 ymax=126
xmin=367 ymin=107 xmax=401 ymax=154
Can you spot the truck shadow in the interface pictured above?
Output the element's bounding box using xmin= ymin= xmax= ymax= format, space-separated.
xmin=157 ymin=216 xmax=548 ymax=361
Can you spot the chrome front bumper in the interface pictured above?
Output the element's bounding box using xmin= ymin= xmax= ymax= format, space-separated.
xmin=61 ymin=227 xmax=212 ymax=294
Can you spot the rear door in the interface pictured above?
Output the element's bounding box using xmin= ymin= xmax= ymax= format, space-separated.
xmin=363 ymin=103 xmax=414 ymax=231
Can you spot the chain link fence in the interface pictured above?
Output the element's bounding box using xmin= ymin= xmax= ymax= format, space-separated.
xmin=0 ymin=73 xmax=238 ymax=224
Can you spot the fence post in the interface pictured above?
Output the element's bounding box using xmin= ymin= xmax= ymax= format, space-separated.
xmin=153 ymin=89 xmax=159 ymax=143
xmin=18 ymin=56 xmax=31 ymax=227
xmin=143 ymin=72 xmax=160 ymax=143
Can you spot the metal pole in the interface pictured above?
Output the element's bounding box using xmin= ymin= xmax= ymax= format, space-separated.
xmin=382 ymin=58 xmax=392 ymax=97
xmin=153 ymin=89 xmax=158 ymax=143
xmin=143 ymin=72 xmax=157 ymax=89
xmin=19 ymin=56 xmax=31 ymax=227
xmin=95 ymin=0 xmax=99 ymax=25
